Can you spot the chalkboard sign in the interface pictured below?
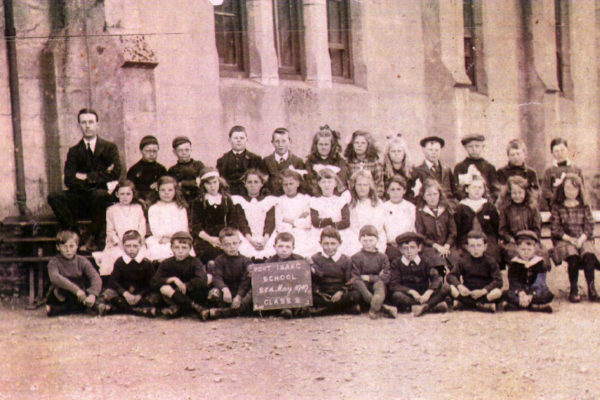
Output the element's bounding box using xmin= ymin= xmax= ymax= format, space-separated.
xmin=251 ymin=260 xmax=313 ymax=311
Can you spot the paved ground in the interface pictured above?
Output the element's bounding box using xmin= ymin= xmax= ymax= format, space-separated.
xmin=1 ymin=264 xmax=600 ymax=400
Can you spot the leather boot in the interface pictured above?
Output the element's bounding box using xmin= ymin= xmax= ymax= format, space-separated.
xmin=567 ymin=260 xmax=581 ymax=303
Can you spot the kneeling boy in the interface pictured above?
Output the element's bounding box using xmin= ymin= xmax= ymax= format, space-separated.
xmin=351 ymin=225 xmax=397 ymax=319
xmin=103 ymin=230 xmax=159 ymax=317
xmin=309 ymin=226 xmax=361 ymax=316
xmin=150 ymin=231 xmax=210 ymax=318
xmin=448 ymin=231 xmax=503 ymax=312
xmin=388 ymin=232 xmax=450 ymax=316
xmin=504 ymin=230 xmax=554 ymax=312
xmin=205 ymin=227 xmax=253 ymax=319
xmin=46 ymin=230 xmax=104 ymax=316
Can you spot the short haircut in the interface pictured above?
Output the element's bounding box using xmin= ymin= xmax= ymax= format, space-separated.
xmin=280 ymin=168 xmax=302 ymax=183
xmin=320 ymin=226 xmax=341 ymax=243
xmin=77 ymin=108 xmax=98 ymax=123
xmin=122 ymin=230 xmax=142 ymax=244
xmin=550 ymin=137 xmax=568 ymax=151
xmin=272 ymin=127 xmax=290 ymax=141
xmin=274 ymin=232 xmax=295 ymax=246
xmin=56 ymin=230 xmax=79 ymax=245
xmin=219 ymin=227 xmax=239 ymax=241
xmin=466 ymin=230 xmax=488 ymax=243
xmin=228 ymin=125 xmax=247 ymax=138
xmin=506 ymin=138 xmax=526 ymax=154
xmin=359 ymin=224 xmax=378 ymax=239
xmin=386 ymin=175 xmax=408 ymax=191
xmin=170 ymin=236 xmax=192 ymax=246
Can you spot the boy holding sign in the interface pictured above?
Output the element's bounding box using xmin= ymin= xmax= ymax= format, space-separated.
xmin=205 ymin=227 xmax=253 ymax=319
xmin=309 ymin=227 xmax=361 ymax=316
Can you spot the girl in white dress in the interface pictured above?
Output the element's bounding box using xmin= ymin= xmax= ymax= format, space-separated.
xmin=274 ymin=169 xmax=313 ymax=257
xmin=233 ymin=169 xmax=277 ymax=260
xmin=309 ymin=168 xmax=351 ymax=255
xmin=346 ymin=170 xmax=386 ymax=254
xmin=93 ymin=179 xmax=146 ymax=275
xmin=145 ymin=176 xmax=192 ymax=261
xmin=382 ymin=175 xmax=416 ymax=260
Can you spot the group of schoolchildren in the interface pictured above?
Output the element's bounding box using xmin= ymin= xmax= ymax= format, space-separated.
xmin=46 ymin=124 xmax=600 ymax=320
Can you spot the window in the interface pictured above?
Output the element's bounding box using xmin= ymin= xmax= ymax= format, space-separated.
xmin=273 ymin=0 xmax=304 ymax=77
xmin=327 ymin=0 xmax=352 ymax=80
xmin=214 ymin=0 xmax=246 ymax=73
xmin=463 ymin=0 xmax=477 ymax=87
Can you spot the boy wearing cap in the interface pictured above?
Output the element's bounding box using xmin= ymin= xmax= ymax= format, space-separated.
xmin=388 ymin=232 xmax=450 ymax=316
xmin=127 ymin=135 xmax=167 ymax=204
xmin=204 ymin=227 xmax=253 ymax=319
xmin=150 ymin=231 xmax=210 ymax=318
xmin=167 ymin=136 xmax=205 ymax=204
xmin=412 ymin=136 xmax=455 ymax=204
xmin=453 ymin=134 xmax=498 ymax=200
xmin=309 ymin=226 xmax=361 ymax=316
xmin=504 ymin=230 xmax=554 ymax=312
xmin=351 ymin=225 xmax=397 ymax=319
xmin=447 ymin=230 xmax=503 ymax=312
xmin=217 ymin=125 xmax=265 ymax=196
xmin=263 ymin=128 xmax=306 ymax=196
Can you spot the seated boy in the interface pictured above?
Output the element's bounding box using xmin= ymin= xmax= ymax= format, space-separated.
xmin=504 ymin=230 xmax=554 ymax=312
xmin=447 ymin=231 xmax=503 ymax=312
xmin=217 ymin=125 xmax=264 ymax=196
xmin=309 ymin=226 xmax=361 ymax=316
xmin=167 ymin=136 xmax=205 ymax=204
xmin=205 ymin=227 xmax=253 ymax=319
xmin=150 ymin=231 xmax=210 ymax=318
xmin=351 ymin=225 xmax=397 ymax=319
xmin=46 ymin=230 xmax=105 ymax=316
xmin=263 ymin=127 xmax=306 ymax=196
xmin=265 ymin=232 xmax=306 ymax=318
xmin=453 ymin=133 xmax=498 ymax=200
xmin=127 ymin=135 xmax=167 ymax=204
xmin=388 ymin=232 xmax=450 ymax=317
xmin=102 ymin=230 xmax=159 ymax=317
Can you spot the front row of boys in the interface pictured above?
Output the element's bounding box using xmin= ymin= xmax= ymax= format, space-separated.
xmin=47 ymin=221 xmax=554 ymax=318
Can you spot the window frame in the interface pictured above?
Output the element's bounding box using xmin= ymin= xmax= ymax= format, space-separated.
xmin=214 ymin=0 xmax=249 ymax=77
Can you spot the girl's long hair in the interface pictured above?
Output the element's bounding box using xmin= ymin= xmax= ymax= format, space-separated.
xmin=383 ymin=134 xmax=412 ymax=181
xmin=308 ymin=125 xmax=344 ymax=162
xmin=496 ymin=175 xmax=537 ymax=211
xmin=553 ymin=173 xmax=588 ymax=207
xmin=157 ymin=175 xmax=187 ymax=209
xmin=349 ymin=169 xmax=379 ymax=208
xmin=344 ymin=130 xmax=379 ymax=162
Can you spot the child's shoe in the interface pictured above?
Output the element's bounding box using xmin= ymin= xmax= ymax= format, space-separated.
xmin=530 ymin=304 xmax=553 ymax=313
xmin=161 ymin=304 xmax=180 ymax=317
xmin=280 ymin=309 xmax=293 ymax=319
xmin=412 ymin=304 xmax=428 ymax=317
xmin=348 ymin=304 xmax=362 ymax=315
xmin=476 ymin=303 xmax=496 ymax=313
xmin=587 ymin=283 xmax=600 ymax=302
xmin=368 ymin=310 xmax=380 ymax=319
xmin=569 ymin=286 xmax=581 ymax=303
xmin=381 ymin=304 xmax=398 ymax=319
xmin=431 ymin=302 xmax=448 ymax=313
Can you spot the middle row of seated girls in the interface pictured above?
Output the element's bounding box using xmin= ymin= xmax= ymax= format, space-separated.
xmin=96 ymin=160 xmax=573 ymax=285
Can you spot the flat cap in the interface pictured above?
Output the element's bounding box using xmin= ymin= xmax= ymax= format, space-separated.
xmin=420 ymin=136 xmax=445 ymax=148
xmin=395 ymin=232 xmax=425 ymax=245
xmin=460 ymin=133 xmax=486 ymax=146
xmin=172 ymin=136 xmax=191 ymax=149
xmin=515 ymin=230 xmax=538 ymax=242
xmin=139 ymin=135 xmax=159 ymax=150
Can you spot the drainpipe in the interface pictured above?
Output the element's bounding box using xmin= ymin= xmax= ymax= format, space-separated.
xmin=4 ymin=0 xmax=29 ymax=216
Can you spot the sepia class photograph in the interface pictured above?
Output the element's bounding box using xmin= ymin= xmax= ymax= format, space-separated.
xmin=1 ymin=0 xmax=600 ymax=399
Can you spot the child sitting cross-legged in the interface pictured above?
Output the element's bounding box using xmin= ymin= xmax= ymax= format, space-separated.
xmin=447 ymin=230 xmax=503 ymax=313
xmin=46 ymin=230 xmax=105 ymax=317
xmin=204 ymin=227 xmax=253 ymax=320
xmin=504 ymin=230 xmax=554 ymax=313
xmin=308 ymin=226 xmax=361 ymax=316
xmin=350 ymin=225 xmax=397 ymax=319
xmin=265 ymin=232 xmax=308 ymax=319
xmin=388 ymin=232 xmax=450 ymax=317
xmin=102 ymin=230 xmax=159 ymax=317
xmin=150 ymin=231 xmax=210 ymax=318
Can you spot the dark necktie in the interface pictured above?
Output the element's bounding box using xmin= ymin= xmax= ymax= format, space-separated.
xmin=86 ymin=142 xmax=94 ymax=162
xmin=430 ymin=164 xmax=438 ymax=176
xmin=557 ymin=161 xmax=568 ymax=167
xmin=409 ymin=261 xmax=417 ymax=268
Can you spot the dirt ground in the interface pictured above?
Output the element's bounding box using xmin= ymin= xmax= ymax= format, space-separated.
xmin=1 ymin=265 xmax=600 ymax=400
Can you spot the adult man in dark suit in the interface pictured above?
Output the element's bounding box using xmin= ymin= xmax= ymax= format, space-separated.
xmin=48 ymin=109 xmax=121 ymax=252
xmin=411 ymin=136 xmax=455 ymax=207
xmin=262 ymin=127 xmax=306 ymax=196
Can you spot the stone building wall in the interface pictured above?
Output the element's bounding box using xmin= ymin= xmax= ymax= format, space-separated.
xmin=0 ymin=0 xmax=598 ymax=218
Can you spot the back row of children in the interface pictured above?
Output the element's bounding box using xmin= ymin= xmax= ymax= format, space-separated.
xmin=90 ymin=126 xmax=598 ymax=314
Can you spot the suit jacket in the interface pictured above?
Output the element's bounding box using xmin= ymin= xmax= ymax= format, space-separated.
xmin=64 ymin=136 xmax=121 ymax=192
xmin=411 ymin=161 xmax=454 ymax=201
xmin=216 ymin=150 xmax=265 ymax=196
xmin=263 ymin=152 xmax=306 ymax=196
